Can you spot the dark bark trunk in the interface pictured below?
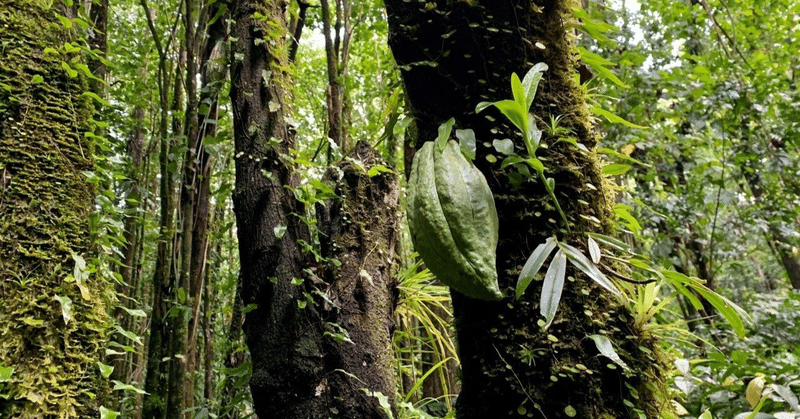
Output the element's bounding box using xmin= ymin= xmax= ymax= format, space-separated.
xmin=0 ymin=0 xmax=109 ymax=417
xmin=228 ymin=1 xmax=398 ymax=417
xmin=288 ymin=0 xmax=310 ymax=63
xmin=385 ymin=2 xmax=669 ymax=418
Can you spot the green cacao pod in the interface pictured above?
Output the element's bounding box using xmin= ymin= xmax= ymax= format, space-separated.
xmin=407 ymin=140 xmax=502 ymax=301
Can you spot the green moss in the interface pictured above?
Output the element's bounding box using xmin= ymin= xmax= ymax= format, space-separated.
xmin=0 ymin=0 xmax=110 ymax=417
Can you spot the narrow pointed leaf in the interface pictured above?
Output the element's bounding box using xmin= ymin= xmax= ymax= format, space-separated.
xmin=522 ymin=62 xmax=548 ymax=111
xmin=436 ymin=118 xmax=456 ymax=151
xmin=589 ymin=334 xmax=630 ymax=371
xmin=516 ymin=237 xmax=557 ymax=299
xmin=691 ymin=284 xmax=748 ymax=338
xmin=540 ymin=249 xmax=567 ymax=329
xmin=511 ymin=72 xmax=526 ymax=110
xmin=475 ymin=101 xmax=494 ymax=113
xmin=588 ymin=235 xmax=601 ymax=263
xmin=772 ymin=384 xmax=800 ymax=413
xmin=560 ymin=242 xmax=621 ymax=297
xmin=588 ymin=233 xmax=631 ymax=253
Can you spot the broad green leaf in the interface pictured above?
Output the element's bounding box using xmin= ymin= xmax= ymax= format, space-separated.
xmin=491 ymin=100 xmax=527 ymax=134
xmin=603 ymin=163 xmax=632 ymax=176
xmin=772 ymin=384 xmax=800 ymax=412
xmin=492 ymin=139 xmax=515 ymax=155
xmin=516 ymin=237 xmax=557 ymax=299
xmin=363 ymin=388 xmax=395 ymax=419
xmin=522 ymin=63 xmax=548 ymax=111
xmin=589 ymin=334 xmax=630 ymax=371
xmin=614 ymin=204 xmax=641 ymax=234
xmin=436 ymin=118 xmax=455 ymax=151
xmin=31 ymin=74 xmax=44 ymax=84
xmin=699 ymin=409 xmax=713 ymax=419
xmin=119 ymin=306 xmax=147 ymax=318
xmin=0 ymin=366 xmax=13 ymax=382
xmin=501 ymin=155 xmax=524 ymax=169
xmin=100 ymin=407 xmax=120 ymax=419
xmin=560 ymin=242 xmax=621 ymax=297
xmin=54 ymin=294 xmax=73 ymax=324
xmin=456 ymin=129 xmax=476 ymax=160
xmin=367 ymin=165 xmax=394 ymax=178
xmin=475 ymin=101 xmax=494 ymax=113
xmin=114 ymin=325 xmax=142 ymax=345
xmin=591 ymin=106 xmax=648 ymax=129
xmin=112 ymin=380 xmax=147 ymax=395
xmin=97 ymin=361 xmax=114 ymax=378
xmin=526 ymin=158 xmax=544 ymax=175
xmin=540 ymin=249 xmax=567 ymax=329
xmin=525 ymin=113 xmax=542 ymax=152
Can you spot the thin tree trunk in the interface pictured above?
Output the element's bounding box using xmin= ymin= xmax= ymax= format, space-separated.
xmin=385 ymin=2 xmax=669 ymax=418
xmin=142 ymin=0 xmax=180 ymax=412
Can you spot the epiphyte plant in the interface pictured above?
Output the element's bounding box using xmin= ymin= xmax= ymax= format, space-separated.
xmin=476 ymin=63 xmax=570 ymax=230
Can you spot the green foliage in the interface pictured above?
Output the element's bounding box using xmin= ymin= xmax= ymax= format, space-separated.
xmin=674 ymin=292 xmax=800 ymax=419
xmin=393 ymin=256 xmax=457 ymax=417
xmin=477 ymin=64 xmax=571 ymax=229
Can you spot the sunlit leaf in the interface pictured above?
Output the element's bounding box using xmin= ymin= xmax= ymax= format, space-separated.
xmin=456 ymin=129 xmax=476 ymax=160
xmin=589 ymin=334 xmax=630 ymax=371
xmin=540 ymin=249 xmax=567 ymax=329
xmin=436 ymin=118 xmax=455 ymax=151
xmin=516 ymin=237 xmax=557 ymax=299
xmin=559 ymin=242 xmax=621 ymax=297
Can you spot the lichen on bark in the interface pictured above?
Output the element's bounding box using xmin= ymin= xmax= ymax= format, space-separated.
xmin=0 ymin=0 xmax=109 ymax=417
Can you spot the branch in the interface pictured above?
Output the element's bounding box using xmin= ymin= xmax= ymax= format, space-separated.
xmin=288 ymin=0 xmax=312 ymax=63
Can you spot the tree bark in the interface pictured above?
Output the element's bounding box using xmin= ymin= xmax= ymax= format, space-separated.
xmin=228 ymin=1 xmax=398 ymax=417
xmin=0 ymin=0 xmax=110 ymax=417
xmin=385 ymin=2 xmax=669 ymax=418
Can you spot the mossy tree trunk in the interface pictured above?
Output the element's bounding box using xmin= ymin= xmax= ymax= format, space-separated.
xmin=385 ymin=1 xmax=669 ymax=418
xmin=229 ymin=1 xmax=398 ymax=418
xmin=0 ymin=0 xmax=110 ymax=417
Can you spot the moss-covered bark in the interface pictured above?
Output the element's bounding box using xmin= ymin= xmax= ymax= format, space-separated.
xmin=0 ymin=0 xmax=109 ymax=417
xmin=385 ymin=1 xmax=672 ymax=418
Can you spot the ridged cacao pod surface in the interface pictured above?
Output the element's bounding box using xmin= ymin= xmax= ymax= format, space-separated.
xmin=407 ymin=140 xmax=501 ymax=301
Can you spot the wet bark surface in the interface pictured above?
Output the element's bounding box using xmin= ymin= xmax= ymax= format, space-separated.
xmin=229 ymin=2 xmax=398 ymax=417
xmin=385 ymin=1 xmax=668 ymax=418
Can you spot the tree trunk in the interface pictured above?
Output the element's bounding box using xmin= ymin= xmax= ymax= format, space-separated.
xmin=228 ymin=1 xmax=398 ymax=417
xmin=0 ymin=0 xmax=110 ymax=417
xmin=385 ymin=2 xmax=669 ymax=418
